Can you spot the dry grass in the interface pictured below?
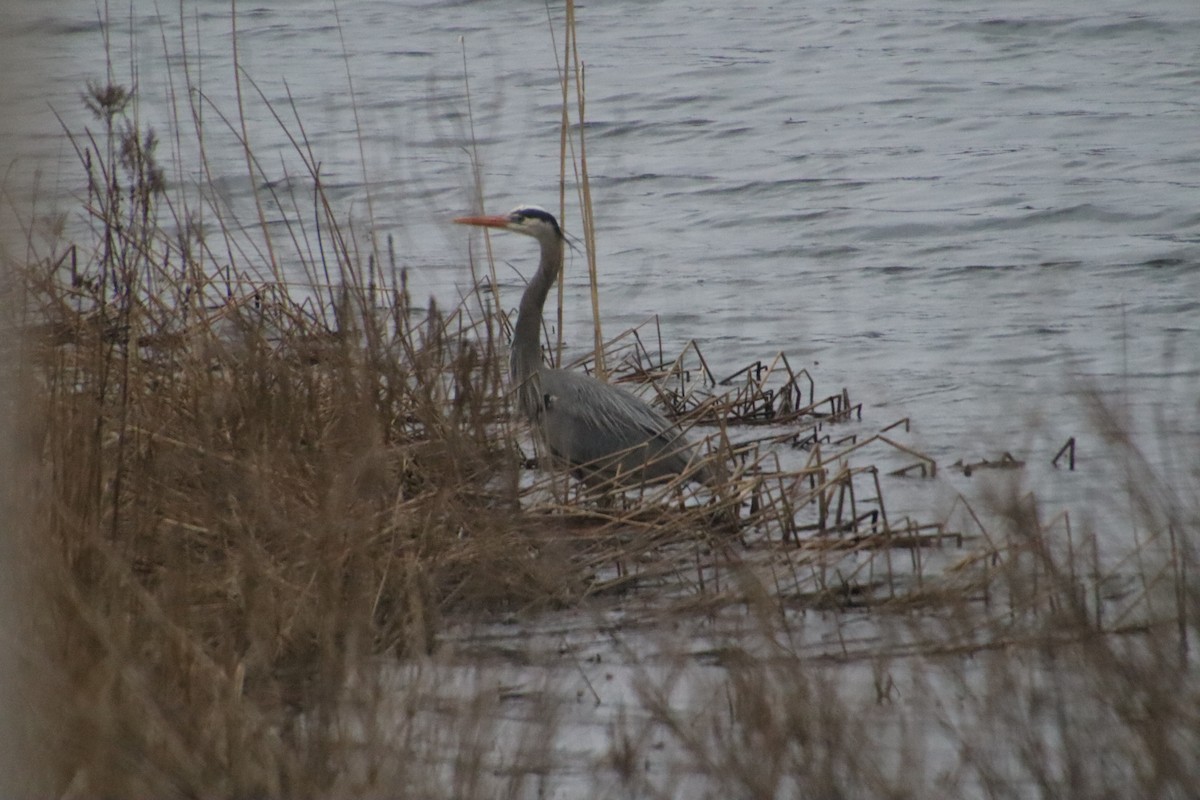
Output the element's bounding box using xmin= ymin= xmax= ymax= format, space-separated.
xmin=607 ymin=458 xmax=1200 ymax=799
xmin=4 ymin=77 xmax=589 ymax=795
xmin=2 ymin=4 xmax=1197 ymax=798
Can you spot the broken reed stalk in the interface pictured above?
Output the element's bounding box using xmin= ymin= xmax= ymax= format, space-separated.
xmin=549 ymin=0 xmax=605 ymax=377
xmin=553 ymin=1 xmax=573 ymax=365
xmin=571 ymin=30 xmax=605 ymax=381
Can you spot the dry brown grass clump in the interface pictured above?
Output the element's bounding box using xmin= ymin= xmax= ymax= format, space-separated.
xmin=3 ymin=77 xmax=619 ymax=796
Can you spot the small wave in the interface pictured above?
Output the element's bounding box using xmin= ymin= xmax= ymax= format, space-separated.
xmin=1139 ymin=257 xmax=1191 ymax=269
xmin=1037 ymin=260 xmax=1084 ymax=270
xmin=1070 ymin=16 xmax=1192 ymax=40
xmin=570 ymin=120 xmax=652 ymax=141
xmin=947 ymin=16 xmax=1082 ymax=36
xmin=588 ymin=172 xmax=672 ymax=189
xmin=936 ymin=263 xmax=1023 ymax=280
xmin=949 ymin=12 xmax=1200 ymax=54
xmin=967 ymin=204 xmax=1156 ymax=232
xmin=711 ymin=178 xmax=869 ymax=199
xmin=8 ymin=16 xmax=103 ymax=36
xmin=869 ymin=265 xmax=923 ymax=276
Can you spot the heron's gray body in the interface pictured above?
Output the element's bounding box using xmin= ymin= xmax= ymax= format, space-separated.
xmin=523 ymin=366 xmax=702 ymax=482
xmin=457 ymin=205 xmax=707 ymax=486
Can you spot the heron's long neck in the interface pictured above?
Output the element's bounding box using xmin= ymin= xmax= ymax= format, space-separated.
xmin=511 ymin=234 xmax=563 ymax=419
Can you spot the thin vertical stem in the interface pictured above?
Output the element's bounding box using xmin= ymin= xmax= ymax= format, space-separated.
xmin=555 ymin=0 xmax=574 ymax=367
xmin=230 ymin=0 xmax=280 ymax=281
xmin=574 ymin=57 xmax=604 ymax=379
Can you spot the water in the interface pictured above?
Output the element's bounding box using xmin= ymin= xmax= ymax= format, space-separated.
xmin=4 ymin=2 xmax=1199 ymax=792
xmin=6 ymin=0 xmax=1197 ymax=468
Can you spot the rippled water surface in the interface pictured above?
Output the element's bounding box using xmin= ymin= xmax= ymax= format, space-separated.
xmin=6 ymin=0 xmax=1199 ymax=494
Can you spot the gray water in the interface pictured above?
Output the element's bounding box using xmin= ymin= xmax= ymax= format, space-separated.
xmin=6 ymin=0 xmax=1198 ymax=477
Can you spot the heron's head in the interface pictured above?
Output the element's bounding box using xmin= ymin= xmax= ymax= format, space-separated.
xmin=454 ymin=205 xmax=563 ymax=242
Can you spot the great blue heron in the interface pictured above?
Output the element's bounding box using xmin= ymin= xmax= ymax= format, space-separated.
xmin=455 ymin=205 xmax=710 ymax=486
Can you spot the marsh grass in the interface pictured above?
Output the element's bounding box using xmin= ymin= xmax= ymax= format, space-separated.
xmin=607 ymin=461 xmax=1199 ymax=799
xmin=3 ymin=3 xmax=1197 ymax=797
xmin=2 ymin=28 xmax=609 ymax=792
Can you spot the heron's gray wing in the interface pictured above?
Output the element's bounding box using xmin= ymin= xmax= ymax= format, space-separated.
xmin=539 ymin=368 xmax=698 ymax=480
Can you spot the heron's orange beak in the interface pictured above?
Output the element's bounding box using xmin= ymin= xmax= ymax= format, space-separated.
xmin=453 ymin=214 xmax=509 ymax=229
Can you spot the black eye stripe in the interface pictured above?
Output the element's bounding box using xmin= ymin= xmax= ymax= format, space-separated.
xmin=509 ymin=206 xmax=562 ymax=237
xmin=521 ymin=209 xmax=551 ymax=223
